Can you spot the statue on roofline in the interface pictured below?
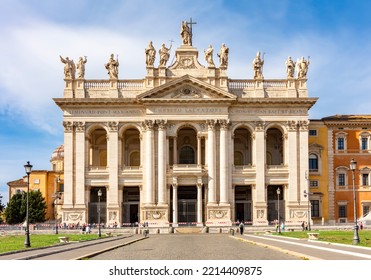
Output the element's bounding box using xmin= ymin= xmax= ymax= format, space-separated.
xmin=159 ymin=43 xmax=172 ymax=67
xmin=297 ymin=56 xmax=310 ymax=79
xmin=60 ymin=55 xmax=75 ymax=79
xmin=105 ymin=53 xmax=119 ymax=79
xmin=204 ymin=44 xmax=215 ymax=67
xmin=218 ymin=43 xmax=229 ymax=68
xmin=252 ymin=51 xmax=264 ymax=79
xmin=145 ymin=41 xmax=156 ymax=67
xmin=77 ymin=56 xmax=87 ymax=79
xmin=285 ymin=56 xmax=295 ymax=78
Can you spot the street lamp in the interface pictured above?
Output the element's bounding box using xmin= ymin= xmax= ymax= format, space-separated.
xmin=303 ymin=190 xmax=312 ymax=231
xmin=24 ymin=161 xmax=33 ymax=248
xmin=277 ymin=187 xmax=281 ymax=234
xmin=350 ymin=158 xmax=360 ymax=244
xmin=97 ymin=189 xmax=102 ymax=237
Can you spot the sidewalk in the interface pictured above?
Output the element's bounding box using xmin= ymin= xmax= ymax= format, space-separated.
xmin=235 ymin=233 xmax=371 ymax=260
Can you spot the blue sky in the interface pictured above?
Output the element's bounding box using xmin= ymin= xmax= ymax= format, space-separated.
xmin=1 ymin=0 xmax=371 ymax=205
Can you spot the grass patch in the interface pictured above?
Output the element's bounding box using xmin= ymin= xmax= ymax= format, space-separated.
xmin=0 ymin=234 xmax=100 ymax=254
xmin=273 ymin=230 xmax=371 ymax=247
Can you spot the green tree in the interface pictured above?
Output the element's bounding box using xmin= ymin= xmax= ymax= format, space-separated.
xmin=4 ymin=193 xmax=23 ymax=224
xmin=5 ymin=190 xmax=47 ymax=224
xmin=0 ymin=193 xmax=5 ymax=223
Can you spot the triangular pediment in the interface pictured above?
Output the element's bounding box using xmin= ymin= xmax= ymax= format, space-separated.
xmin=137 ymin=75 xmax=236 ymax=101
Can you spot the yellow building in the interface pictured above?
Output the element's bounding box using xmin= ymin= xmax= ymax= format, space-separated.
xmin=7 ymin=145 xmax=64 ymax=222
xmin=308 ymin=120 xmax=329 ymax=224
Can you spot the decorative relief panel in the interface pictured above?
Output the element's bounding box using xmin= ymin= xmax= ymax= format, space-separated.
xmin=209 ymin=210 xmax=228 ymax=219
xmin=145 ymin=210 xmax=167 ymax=220
xmin=64 ymin=212 xmax=84 ymax=222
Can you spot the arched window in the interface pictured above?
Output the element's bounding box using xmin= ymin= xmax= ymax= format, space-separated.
xmin=309 ymin=154 xmax=318 ymax=171
xmin=179 ymin=146 xmax=195 ymax=164
xmin=129 ymin=151 xmax=140 ymax=166
xmin=234 ymin=151 xmax=243 ymax=165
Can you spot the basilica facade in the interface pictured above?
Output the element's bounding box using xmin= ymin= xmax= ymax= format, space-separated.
xmin=54 ymin=22 xmax=317 ymax=228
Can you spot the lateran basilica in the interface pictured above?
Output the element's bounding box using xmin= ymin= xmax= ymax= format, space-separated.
xmin=55 ymin=20 xmax=317 ymax=230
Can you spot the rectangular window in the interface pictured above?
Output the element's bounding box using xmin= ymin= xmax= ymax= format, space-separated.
xmin=311 ymin=200 xmax=320 ymax=217
xmin=362 ymin=174 xmax=369 ymax=186
xmin=338 ymin=174 xmax=345 ymax=186
xmin=338 ymin=205 xmax=347 ymax=218
xmin=363 ymin=205 xmax=370 ymax=216
xmin=59 ymin=184 xmax=64 ymax=192
xmin=361 ymin=138 xmax=368 ymax=150
xmin=337 ymin=138 xmax=344 ymax=150
xmin=309 ymin=130 xmax=317 ymax=136
xmin=309 ymin=180 xmax=319 ymax=187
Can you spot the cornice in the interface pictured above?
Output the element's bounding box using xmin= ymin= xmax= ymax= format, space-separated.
xmin=54 ymin=97 xmax=317 ymax=108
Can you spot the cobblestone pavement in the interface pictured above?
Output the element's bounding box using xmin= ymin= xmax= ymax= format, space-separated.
xmin=89 ymin=234 xmax=301 ymax=260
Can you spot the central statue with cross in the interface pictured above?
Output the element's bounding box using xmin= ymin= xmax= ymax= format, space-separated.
xmin=180 ymin=18 xmax=197 ymax=46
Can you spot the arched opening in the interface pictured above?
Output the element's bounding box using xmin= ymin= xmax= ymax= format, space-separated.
xmin=170 ymin=127 xmax=198 ymax=165
xmin=266 ymin=128 xmax=284 ymax=165
xmin=179 ymin=146 xmax=195 ymax=164
xmin=122 ymin=128 xmax=141 ymax=167
xmin=233 ymin=127 xmax=252 ymax=166
xmin=89 ymin=128 xmax=107 ymax=168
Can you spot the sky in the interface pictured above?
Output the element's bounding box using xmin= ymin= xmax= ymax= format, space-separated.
xmin=1 ymin=0 xmax=371 ymax=205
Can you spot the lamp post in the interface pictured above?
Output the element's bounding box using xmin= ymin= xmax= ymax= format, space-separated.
xmin=277 ymin=187 xmax=281 ymax=234
xmin=350 ymin=158 xmax=360 ymax=244
xmin=97 ymin=189 xmax=102 ymax=237
xmin=303 ymin=190 xmax=312 ymax=231
xmin=24 ymin=161 xmax=33 ymax=248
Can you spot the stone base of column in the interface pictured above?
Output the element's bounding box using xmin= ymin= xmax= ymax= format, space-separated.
xmin=141 ymin=205 xmax=169 ymax=227
xmin=253 ymin=203 xmax=268 ymax=226
xmin=60 ymin=207 xmax=87 ymax=226
xmin=285 ymin=204 xmax=310 ymax=226
xmin=107 ymin=206 xmax=120 ymax=227
xmin=205 ymin=205 xmax=232 ymax=227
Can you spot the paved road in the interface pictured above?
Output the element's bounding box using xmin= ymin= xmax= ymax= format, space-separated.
xmin=2 ymin=232 xmax=371 ymax=260
xmin=89 ymin=234 xmax=301 ymax=260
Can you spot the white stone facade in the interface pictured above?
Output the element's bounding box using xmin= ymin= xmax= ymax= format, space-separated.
xmin=54 ymin=25 xmax=317 ymax=228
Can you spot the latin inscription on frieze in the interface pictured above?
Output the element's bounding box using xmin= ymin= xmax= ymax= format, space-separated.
xmin=66 ymin=109 xmax=144 ymax=116
xmin=230 ymin=108 xmax=307 ymax=115
xmin=148 ymin=107 xmax=227 ymax=115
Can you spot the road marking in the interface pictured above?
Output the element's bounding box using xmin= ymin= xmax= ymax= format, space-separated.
xmin=246 ymin=235 xmax=371 ymax=259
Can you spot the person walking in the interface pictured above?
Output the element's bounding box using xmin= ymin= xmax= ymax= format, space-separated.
xmin=239 ymin=221 xmax=245 ymax=235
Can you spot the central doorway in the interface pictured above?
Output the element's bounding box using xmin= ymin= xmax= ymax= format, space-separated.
xmin=177 ymin=186 xmax=197 ymax=225
xmin=122 ymin=186 xmax=140 ymax=226
xmin=235 ymin=185 xmax=252 ymax=223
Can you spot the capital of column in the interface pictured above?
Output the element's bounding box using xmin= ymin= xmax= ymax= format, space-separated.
xmin=206 ymin=119 xmax=216 ymax=130
xmin=74 ymin=121 xmax=85 ymax=132
xmin=298 ymin=120 xmax=309 ymax=131
xmin=108 ymin=121 xmax=118 ymax=132
xmin=286 ymin=120 xmax=297 ymax=131
xmin=218 ymin=119 xmax=230 ymax=130
xmin=156 ymin=119 xmax=167 ymax=130
xmin=63 ymin=121 xmax=73 ymax=133
xmin=142 ymin=120 xmax=154 ymax=131
xmin=254 ymin=121 xmax=265 ymax=132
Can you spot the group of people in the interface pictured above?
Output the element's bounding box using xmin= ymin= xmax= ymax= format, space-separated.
xmin=301 ymin=221 xmax=309 ymax=231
